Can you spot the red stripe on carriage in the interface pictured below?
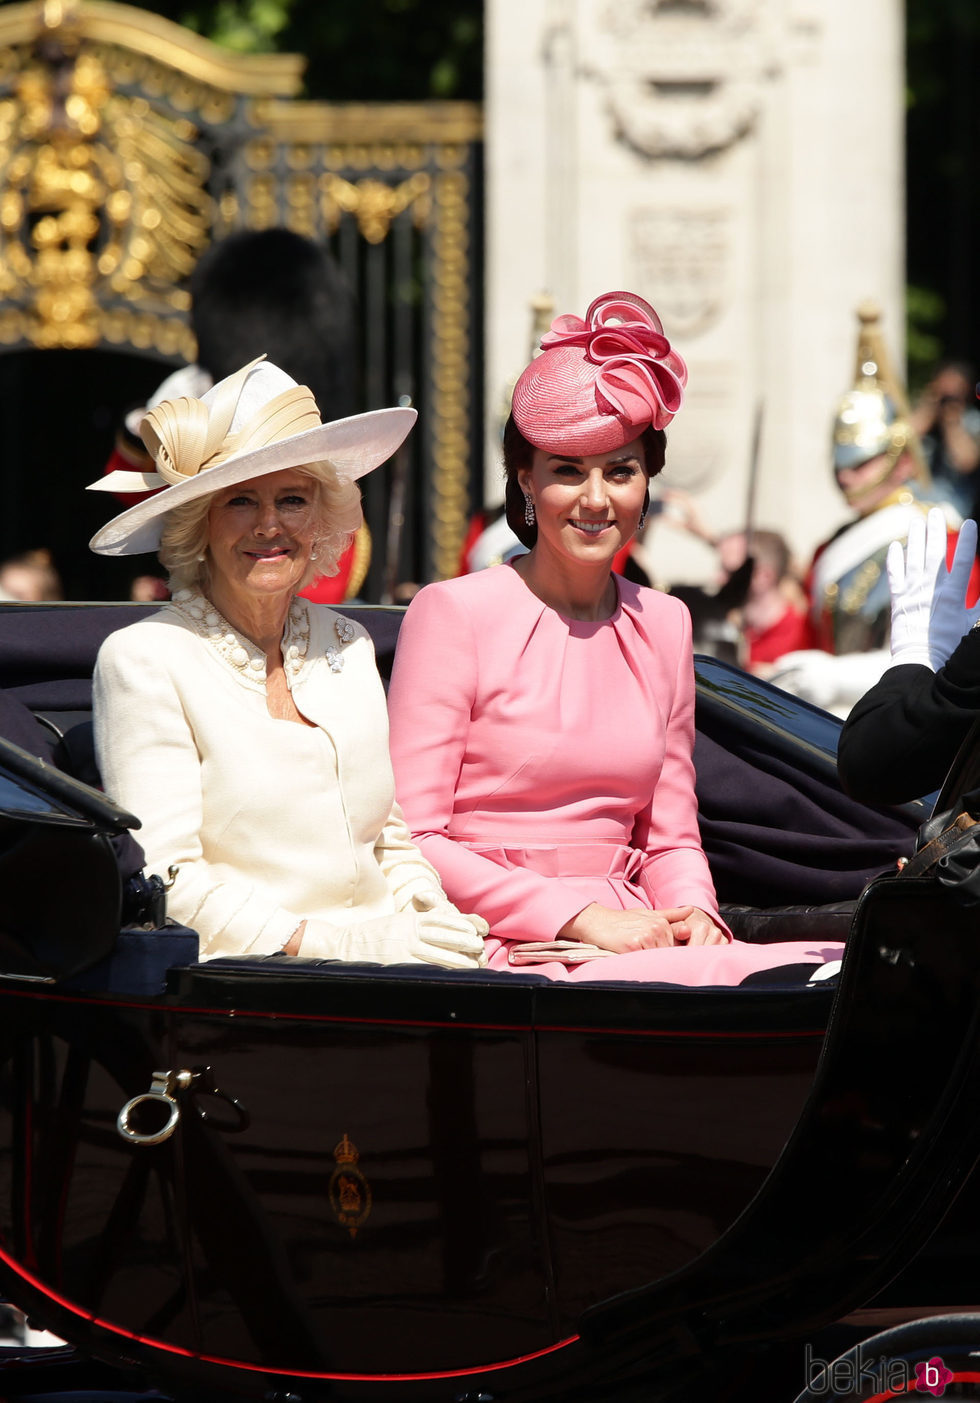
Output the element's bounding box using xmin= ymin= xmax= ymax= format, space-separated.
xmin=0 ymin=1238 xmax=581 ymax=1380
xmin=0 ymin=986 xmax=827 ymax=1039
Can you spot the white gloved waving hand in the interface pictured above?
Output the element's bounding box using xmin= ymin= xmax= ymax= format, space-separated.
xmin=886 ymin=509 xmax=980 ymax=672
xmin=886 ymin=509 xmax=947 ymax=669
xmin=927 ymin=515 xmax=980 ymax=669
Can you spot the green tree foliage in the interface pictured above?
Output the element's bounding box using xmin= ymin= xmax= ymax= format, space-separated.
xmin=179 ymin=0 xmax=292 ymax=53
xmin=906 ymin=0 xmax=980 ymax=381
xmin=134 ymin=0 xmax=482 ymax=99
xmin=906 ymin=285 xmax=945 ymax=393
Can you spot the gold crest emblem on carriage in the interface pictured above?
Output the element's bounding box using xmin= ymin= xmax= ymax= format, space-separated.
xmin=329 ymin=1132 xmax=372 ymax=1239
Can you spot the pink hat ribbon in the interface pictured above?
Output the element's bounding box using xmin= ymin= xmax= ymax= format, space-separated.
xmin=541 ymin=293 xmax=686 ymax=430
xmin=512 ymin=291 xmax=687 ymax=454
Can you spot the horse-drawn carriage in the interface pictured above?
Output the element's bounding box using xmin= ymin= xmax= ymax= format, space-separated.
xmin=0 ymin=601 xmax=979 ymax=1403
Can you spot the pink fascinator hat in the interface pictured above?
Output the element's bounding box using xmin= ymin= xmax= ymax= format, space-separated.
xmin=511 ymin=291 xmax=687 ymax=454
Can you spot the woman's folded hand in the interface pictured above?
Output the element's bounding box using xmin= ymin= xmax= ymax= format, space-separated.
xmin=558 ymin=904 xmax=677 ymax=951
xmin=558 ymin=903 xmax=727 ymax=952
xmin=665 ymin=906 xmax=728 ymax=946
xmin=296 ymin=906 xmax=487 ymax=970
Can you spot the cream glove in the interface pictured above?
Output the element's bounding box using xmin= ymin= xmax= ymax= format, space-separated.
xmin=299 ymin=900 xmax=488 ymax=970
xmin=927 ymin=515 xmax=980 ymax=669
xmin=886 ymin=508 xmax=949 ymax=669
xmin=410 ymin=888 xmax=489 ymax=938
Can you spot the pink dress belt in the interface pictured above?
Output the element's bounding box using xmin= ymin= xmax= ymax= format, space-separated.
xmin=457 ymin=840 xmax=646 ymax=884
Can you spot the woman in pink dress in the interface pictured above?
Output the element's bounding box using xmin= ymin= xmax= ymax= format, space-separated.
xmin=387 ymin=291 xmax=844 ymax=983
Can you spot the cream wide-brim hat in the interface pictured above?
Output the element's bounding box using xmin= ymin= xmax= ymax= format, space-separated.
xmin=88 ymin=355 xmax=417 ymax=556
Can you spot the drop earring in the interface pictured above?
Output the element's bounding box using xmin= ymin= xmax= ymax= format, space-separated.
xmin=524 ymin=494 xmax=535 ymax=526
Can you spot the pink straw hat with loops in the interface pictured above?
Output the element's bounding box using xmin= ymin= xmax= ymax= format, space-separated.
xmin=511 ymin=291 xmax=688 ymax=454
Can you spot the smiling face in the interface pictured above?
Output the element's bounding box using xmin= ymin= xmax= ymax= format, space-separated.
xmin=205 ymin=468 xmax=318 ymax=607
xmin=517 ymin=440 xmax=649 ymax=568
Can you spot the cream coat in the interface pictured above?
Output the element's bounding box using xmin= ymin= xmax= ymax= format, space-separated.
xmin=94 ymin=595 xmax=443 ymax=959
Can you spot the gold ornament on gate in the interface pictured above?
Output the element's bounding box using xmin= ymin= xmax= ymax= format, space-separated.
xmin=0 ymin=2 xmax=210 ymax=351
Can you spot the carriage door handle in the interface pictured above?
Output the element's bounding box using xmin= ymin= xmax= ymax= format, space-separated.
xmin=117 ymin=1068 xmax=194 ymax=1145
xmin=117 ymin=1066 xmax=249 ymax=1145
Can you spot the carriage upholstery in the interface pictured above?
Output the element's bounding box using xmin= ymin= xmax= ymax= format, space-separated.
xmin=0 ymin=601 xmax=921 ymax=992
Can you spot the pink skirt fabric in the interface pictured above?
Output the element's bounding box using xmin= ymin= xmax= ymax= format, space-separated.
xmin=469 ymin=841 xmax=845 ymax=986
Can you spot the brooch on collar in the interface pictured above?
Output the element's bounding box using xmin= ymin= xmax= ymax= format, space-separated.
xmin=326 ymin=615 xmax=357 ymax=672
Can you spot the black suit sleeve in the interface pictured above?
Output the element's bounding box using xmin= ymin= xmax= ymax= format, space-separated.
xmin=837 ymin=630 xmax=980 ymax=804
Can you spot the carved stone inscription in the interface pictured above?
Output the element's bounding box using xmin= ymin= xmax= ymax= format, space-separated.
xmin=591 ymin=0 xmax=781 ymax=159
xmin=628 ymin=206 xmax=730 ymax=338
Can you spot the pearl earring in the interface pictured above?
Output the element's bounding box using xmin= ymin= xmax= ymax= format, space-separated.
xmin=524 ymin=494 xmax=535 ymax=527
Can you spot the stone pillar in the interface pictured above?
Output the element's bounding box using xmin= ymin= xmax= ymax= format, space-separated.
xmin=485 ymin=0 xmax=905 ymax=579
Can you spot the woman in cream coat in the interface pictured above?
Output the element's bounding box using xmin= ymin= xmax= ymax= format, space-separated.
xmin=89 ymin=355 xmax=486 ymax=968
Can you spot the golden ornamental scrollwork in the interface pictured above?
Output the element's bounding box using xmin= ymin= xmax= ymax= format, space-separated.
xmin=0 ymin=15 xmax=210 ymax=350
xmin=0 ymin=2 xmax=482 ymax=596
xmin=285 ymin=172 xmax=316 ymax=239
xmin=317 ymin=142 xmax=425 ymax=175
xmin=263 ymin=99 xmax=482 ymax=147
xmin=0 ymin=2 xmax=304 ymax=98
xmin=320 ymin=172 xmax=431 ymax=245
xmin=429 ymin=164 xmax=471 ymax=579
xmin=214 ymin=187 xmax=239 ymax=238
xmin=245 ymin=172 xmax=279 ymax=228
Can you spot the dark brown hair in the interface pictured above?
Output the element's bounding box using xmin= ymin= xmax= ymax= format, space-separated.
xmin=502 ymin=415 xmax=666 ymax=549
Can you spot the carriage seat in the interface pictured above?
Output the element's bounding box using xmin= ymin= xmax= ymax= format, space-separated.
xmin=720 ymin=901 xmax=855 ymax=944
xmin=186 ymin=952 xmax=834 ymax=993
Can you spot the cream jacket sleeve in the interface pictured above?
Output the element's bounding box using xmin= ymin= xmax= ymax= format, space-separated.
xmin=94 ymin=624 xmax=303 ymax=958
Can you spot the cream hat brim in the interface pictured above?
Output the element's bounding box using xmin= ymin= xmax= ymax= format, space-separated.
xmin=88 ymin=405 xmax=417 ymax=557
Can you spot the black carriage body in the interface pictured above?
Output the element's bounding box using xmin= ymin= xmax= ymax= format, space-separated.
xmin=0 ymin=602 xmax=974 ymax=1403
xmin=0 ymin=965 xmax=830 ymax=1396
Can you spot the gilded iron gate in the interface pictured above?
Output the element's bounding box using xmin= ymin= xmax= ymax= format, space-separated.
xmin=0 ymin=0 xmax=482 ymax=595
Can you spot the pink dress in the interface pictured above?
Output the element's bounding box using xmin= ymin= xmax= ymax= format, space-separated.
xmin=387 ymin=565 xmax=844 ymax=983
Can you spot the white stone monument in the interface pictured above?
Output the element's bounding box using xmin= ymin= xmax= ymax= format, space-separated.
xmin=484 ymin=0 xmax=906 ymax=581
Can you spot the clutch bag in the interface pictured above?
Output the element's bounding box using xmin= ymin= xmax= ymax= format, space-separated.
xmin=508 ymin=939 xmax=613 ymax=965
